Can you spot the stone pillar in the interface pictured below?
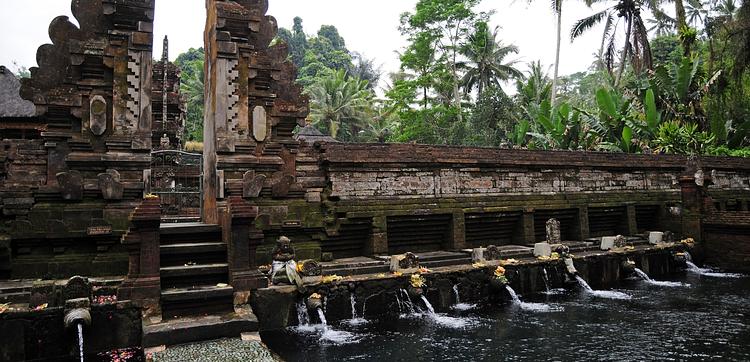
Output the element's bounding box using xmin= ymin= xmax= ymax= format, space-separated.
xmin=118 ymin=197 xmax=161 ymax=315
xmin=367 ymin=216 xmax=388 ymax=255
xmin=225 ymin=197 xmax=268 ymax=292
xmin=520 ymin=208 xmax=536 ymax=244
xmin=201 ymin=0 xmax=221 ymax=224
xmin=576 ymin=206 xmax=590 ymax=240
xmin=449 ymin=210 xmax=467 ymax=250
xmin=680 ymin=176 xmax=702 ymax=242
xmin=625 ymin=203 xmax=638 ymax=236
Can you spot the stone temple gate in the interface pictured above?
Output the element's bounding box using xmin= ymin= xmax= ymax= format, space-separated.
xmin=1 ymin=0 xmax=750 ymax=353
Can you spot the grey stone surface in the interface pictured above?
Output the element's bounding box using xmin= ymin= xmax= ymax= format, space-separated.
xmin=152 ymin=338 xmax=278 ymax=362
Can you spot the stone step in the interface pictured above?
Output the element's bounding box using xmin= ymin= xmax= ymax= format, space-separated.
xmin=143 ymin=313 xmax=259 ymax=347
xmin=0 ymin=291 xmax=29 ymax=304
xmin=160 ymin=242 xmax=228 ymax=267
xmin=160 ymin=223 xmax=222 ymax=245
xmin=324 ymin=264 xmax=390 ymax=277
xmin=160 ymin=263 xmax=229 ymax=279
xmin=159 ymin=223 xmax=221 ymax=235
xmin=161 ymin=285 xmax=235 ymax=320
xmin=321 ymin=257 xmax=389 ymax=277
xmin=416 ymin=251 xmax=473 ymax=269
xmin=160 ymin=263 xmax=229 ymax=289
xmin=161 ymin=242 xmax=227 ymax=255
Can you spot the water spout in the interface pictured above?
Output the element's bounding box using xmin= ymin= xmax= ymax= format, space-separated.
xmin=574 ymin=276 xmax=631 ymax=300
xmin=317 ymin=308 xmax=328 ymax=328
xmin=686 ymin=261 xmax=744 ymax=278
xmin=634 ymin=268 xmax=690 ymax=287
xmin=504 ymin=285 xmax=562 ymax=312
xmin=420 ymin=295 xmax=435 ymax=314
xmin=296 ymin=300 xmax=310 ymax=326
xmin=542 ymin=268 xmax=551 ymax=292
xmin=451 ymin=284 xmax=477 ymax=311
xmin=77 ymin=323 xmax=84 ymax=362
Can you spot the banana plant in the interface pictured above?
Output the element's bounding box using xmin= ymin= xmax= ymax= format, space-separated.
xmin=585 ymin=88 xmax=640 ymax=153
xmin=528 ymin=100 xmax=584 ymax=150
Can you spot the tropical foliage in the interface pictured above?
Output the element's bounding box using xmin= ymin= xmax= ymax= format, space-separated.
xmin=165 ymin=0 xmax=749 ymax=157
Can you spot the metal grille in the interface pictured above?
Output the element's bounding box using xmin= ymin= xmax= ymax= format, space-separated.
xmin=150 ymin=150 xmax=202 ymax=219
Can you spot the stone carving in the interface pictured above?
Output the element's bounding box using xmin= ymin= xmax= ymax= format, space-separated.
xmin=270 ymin=236 xmax=301 ymax=286
xmin=57 ymin=171 xmax=83 ymax=201
xmin=298 ymin=260 xmax=322 ymax=277
xmin=546 ymin=218 xmax=561 ymax=244
xmin=63 ymin=276 xmax=92 ymax=301
xmin=614 ymin=235 xmax=628 ymax=248
xmin=160 ymin=134 xmax=171 ymax=149
xmin=398 ymin=252 xmax=420 ymax=270
xmin=484 ymin=245 xmax=503 ymax=261
xmin=98 ymin=169 xmax=124 ymax=200
xmin=89 ymin=95 xmax=108 ymax=136
xmin=243 ymin=171 xmax=267 ymax=198
xmin=252 ymin=106 xmax=268 ymax=141
xmin=271 ymin=173 xmax=295 ymax=198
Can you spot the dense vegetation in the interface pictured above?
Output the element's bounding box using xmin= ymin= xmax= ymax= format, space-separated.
xmin=168 ymin=0 xmax=750 ymax=156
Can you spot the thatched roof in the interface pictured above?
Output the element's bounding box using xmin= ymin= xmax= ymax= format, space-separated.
xmin=295 ymin=124 xmax=338 ymax=143
xmin=0 ymin=66 xmax=36 ymax=118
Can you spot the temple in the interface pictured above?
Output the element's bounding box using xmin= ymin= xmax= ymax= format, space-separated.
xmin=0 ymin=0 xmax=748 ymax=359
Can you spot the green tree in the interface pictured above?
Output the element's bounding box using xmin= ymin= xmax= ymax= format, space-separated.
xmin=572 ymin=0 xmax=654 ymax=86
xmin=175 ymin=49 xmax=206 ymax=142
xmin=399 ymin=0 xmax=488 ymax=123
xmin=460 ymin=22 xmax=522 ymax=97
xmin=307 ymin=69 xmax=374 ymax=141
xmin=467 ymin=86 xmax=522 ymax=146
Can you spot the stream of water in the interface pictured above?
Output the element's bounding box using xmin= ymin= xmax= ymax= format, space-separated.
xmin=264 ymin=270 xmax=750 ymax=361
xmin=76 ymin=322 xmax=84 ymax=362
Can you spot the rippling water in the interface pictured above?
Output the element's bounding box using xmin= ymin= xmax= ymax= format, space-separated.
xmin=262 ymin=271 xmax=750 ymax=361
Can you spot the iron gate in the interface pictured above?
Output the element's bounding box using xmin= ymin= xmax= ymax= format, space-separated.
xmin=150 ymin=150 xmax=203 ymax=219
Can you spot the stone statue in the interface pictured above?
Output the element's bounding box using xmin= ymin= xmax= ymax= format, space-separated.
xmin=269 ymin=236 xmax=302 ymax=286
xmin=546 ymin=218 xmax=561 ymax=244
xmin=614 ymin=235 xmax=628 ymax=248
xmin=160 ymin=133 xmax=171 ymax=149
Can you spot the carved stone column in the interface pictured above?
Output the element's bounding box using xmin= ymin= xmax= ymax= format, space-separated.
xmin=118 ymin=197 xmax=161 ymax=315
xmin=226 ymin=196 xmax=268 ymax=292
xmin=680 ymin=176 xmax=703 ymax=242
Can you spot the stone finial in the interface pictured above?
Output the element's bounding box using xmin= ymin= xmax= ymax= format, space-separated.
xmin=162 ymin=35 xmax=169 ymax=63
xmin=546 ymin=218 xmax=561 ymax=244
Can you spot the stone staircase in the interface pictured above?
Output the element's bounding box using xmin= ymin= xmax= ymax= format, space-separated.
xmin=159 ymin=223 xmax=234 ymax=319
xmin=143 ymin=223 xmax=258 ymax=347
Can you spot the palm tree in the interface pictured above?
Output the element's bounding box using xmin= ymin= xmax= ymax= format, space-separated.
xmin=460 ymin=23 xmax=523 ymax=97
xmin=307 ymin=69 xmax=374 ymax=140
xmin=551 ymin=0 xmax=564 ymax=108
xmin=571 ymin=0 xmax=654 ymax=86
xmin=180 ymin=60 xmax=205 ymax=142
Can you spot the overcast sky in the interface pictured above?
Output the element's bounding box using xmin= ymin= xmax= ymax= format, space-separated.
xmin=0 ymin=0 xmax=610 ymax=91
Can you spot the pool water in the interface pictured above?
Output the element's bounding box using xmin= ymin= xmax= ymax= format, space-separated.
xmin=262 ymin=269 xmax=750 ymax=361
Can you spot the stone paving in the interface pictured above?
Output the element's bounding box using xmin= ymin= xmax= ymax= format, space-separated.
xmin=151 ymin=338 xmax=279 ymax=362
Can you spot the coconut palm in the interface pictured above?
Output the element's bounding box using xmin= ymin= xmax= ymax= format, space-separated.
xmin=307 ymin=69 xmax=374 ymax=140
xmin=460 ymin=23 xmax=523 ymax=97
xmin=571 ymin=0 xmax=654 ymax=86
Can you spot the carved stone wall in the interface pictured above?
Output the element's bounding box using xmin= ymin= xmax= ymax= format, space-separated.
xmin=0 ymin=0 xmax=156 ymax=278
xmin=203 ymin=0 xmax=309 ymax=224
